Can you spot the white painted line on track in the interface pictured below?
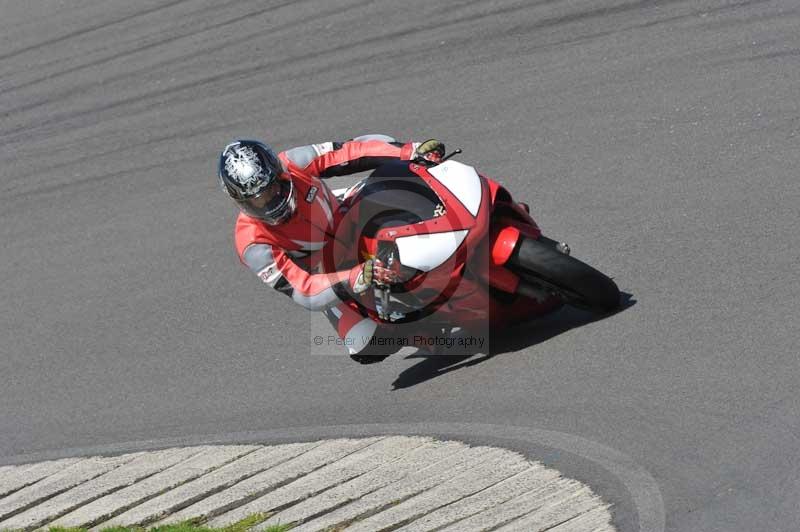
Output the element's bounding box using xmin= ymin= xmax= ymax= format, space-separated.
xmin=0 ymin=436 xmax=616 ymax=532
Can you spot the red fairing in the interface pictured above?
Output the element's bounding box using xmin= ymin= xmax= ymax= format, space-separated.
xmin=372 ymin=163 xmax=491 ymax=259
xmin=355 ymin=163 xmax=557 ymax=325
xmin=484 ymin=176 xmax=542 ymax=236
xmin=364 ymin=163 xmax=490 ymax=315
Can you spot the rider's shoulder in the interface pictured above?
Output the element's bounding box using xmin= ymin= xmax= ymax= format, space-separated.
xmin=234 ymin=212 xmax=277 ymax=251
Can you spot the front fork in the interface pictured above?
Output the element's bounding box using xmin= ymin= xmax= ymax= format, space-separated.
xmin=375 ymin=285 xmax=392 ymax=321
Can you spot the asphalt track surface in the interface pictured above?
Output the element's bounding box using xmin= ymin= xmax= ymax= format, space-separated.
xmin=1 ymin=1 xmax=799 ymax=530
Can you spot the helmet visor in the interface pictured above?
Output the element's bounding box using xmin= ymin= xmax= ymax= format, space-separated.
xmin=236 ymin=177 xmax=296 ymax=224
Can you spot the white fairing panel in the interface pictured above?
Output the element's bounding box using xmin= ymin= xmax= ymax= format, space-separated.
xmin=428 ymin=160 xmax=482 ymax=216
xmin=396 ymin=230 xmax=469 ymax=272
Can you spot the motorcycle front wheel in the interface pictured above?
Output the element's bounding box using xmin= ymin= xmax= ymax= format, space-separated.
xmin=509 ymin=236 xmax=620 ymax=313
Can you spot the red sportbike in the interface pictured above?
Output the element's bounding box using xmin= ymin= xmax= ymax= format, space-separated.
xmin=330 ymin=152 xmax=620 ymax=339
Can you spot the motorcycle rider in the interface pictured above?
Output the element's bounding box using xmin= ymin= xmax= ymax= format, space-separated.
xmin=218 ymin=135 xmax=446 ymax=364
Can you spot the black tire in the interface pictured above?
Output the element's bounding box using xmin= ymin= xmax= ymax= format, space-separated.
xmin=509 ymin=236 xmax=620 ymax=312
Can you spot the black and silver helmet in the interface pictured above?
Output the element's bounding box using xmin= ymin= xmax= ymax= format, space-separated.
xmin=218 ymin=140 xmax=296 ymax=225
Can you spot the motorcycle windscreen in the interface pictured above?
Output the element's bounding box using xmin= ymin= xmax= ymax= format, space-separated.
xmin=347 ymin=163 xmax=444 ymax=238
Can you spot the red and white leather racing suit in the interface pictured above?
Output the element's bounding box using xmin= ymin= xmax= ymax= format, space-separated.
xmin=234 ymin=134 xmax=418 ymax=354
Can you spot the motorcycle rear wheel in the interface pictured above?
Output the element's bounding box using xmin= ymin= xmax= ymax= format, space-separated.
xmin=510 ymin=236 xmax=620 ymax=313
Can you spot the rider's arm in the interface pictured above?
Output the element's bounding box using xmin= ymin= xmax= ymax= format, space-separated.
xmin=240 ymin=243 xmax=368 ymax=311
xmin=282 ymin=134 xmax=418 ymax=178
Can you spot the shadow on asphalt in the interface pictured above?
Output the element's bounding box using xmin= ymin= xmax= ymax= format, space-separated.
xmin=391 ymin=292 xmax=636 ymax=390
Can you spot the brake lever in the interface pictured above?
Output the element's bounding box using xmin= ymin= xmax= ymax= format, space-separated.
xmin=439 ymin=148 xmax=462 ymax=163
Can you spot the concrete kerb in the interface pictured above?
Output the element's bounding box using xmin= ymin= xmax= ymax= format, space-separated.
xmin=0 ymin=423 xmax=664 ymax=532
